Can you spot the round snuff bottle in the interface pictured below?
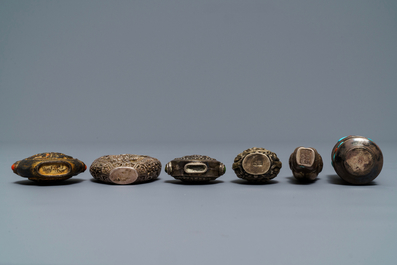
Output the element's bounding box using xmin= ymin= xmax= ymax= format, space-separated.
xmin=331 ymin=136 xmax=383 ymax=185
xmin=232 ymin=147 xmax=282 ymax=182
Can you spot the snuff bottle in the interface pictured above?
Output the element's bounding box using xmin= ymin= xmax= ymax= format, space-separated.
xmin=165 ymin=155 xmax=226 ymax=182
xmin=90 ymin=154 xmax=161 ymax=184
xmin=11 ymin=152 xmax=86 ymax=182
xmin=232 ymin=147 xmax=282 ymax=182
xmin=331 ymin=135 xmax=383 ymax=184
xmin=289 ymin=147 xmax=323 ymax=181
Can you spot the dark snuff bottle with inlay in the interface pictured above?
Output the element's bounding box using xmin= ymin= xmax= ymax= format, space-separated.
xmin=232 ymin=147 xmax=282 ymax=182
xmin=165 ymin=155 xmax=225 ymax=182
xmin=289 ymin=147 xmax=323 ymax=182
xmin=331 ymin=135 xmax=383 ymax=185
xmin=11 ymin=152 xmax=86 ymax=182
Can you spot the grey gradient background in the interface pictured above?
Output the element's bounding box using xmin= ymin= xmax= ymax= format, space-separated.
xmin=1 ymin=1 xmax=397 ymax=265
xmin=1 ymin=0 xmax=396 ymax=144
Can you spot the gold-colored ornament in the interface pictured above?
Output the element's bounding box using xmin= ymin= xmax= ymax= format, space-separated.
xmin=11 ymin=152 xmax=86 ymax=182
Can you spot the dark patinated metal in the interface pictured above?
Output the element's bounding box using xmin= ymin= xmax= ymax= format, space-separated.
xmin=331 ymin=135 xmax=383 ymax=184
xmin=11 ymin=152 xmax=86 ymax=182
xmin=232 ymin=147 xmax=282 ymax=182
xmin=90 ymin=154 xmax=161 ymax=184
xmin=165 ymin=155 xmax=225 ymax=182
xmin=289 ymin=147 xmax=323 ymax=181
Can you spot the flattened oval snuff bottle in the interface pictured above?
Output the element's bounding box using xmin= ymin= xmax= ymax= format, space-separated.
xmin=331 ymin=136 xmax=383 ymax=184
xmin=165 ymin=155 xmax=226 ymax=182
xmin=11 ymin=152 xmax=86 ymax=182
xmin=90 ymin=154 xmax=162 ymax=184
xmin=289 ymin=147 xmax=323 ymax=181
xmin=232 ymin=147 xmax=282 ymax=182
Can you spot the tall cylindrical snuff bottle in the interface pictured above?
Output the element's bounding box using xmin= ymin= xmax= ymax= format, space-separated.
xmin=331 ymin=136 xmax=383 ymax=185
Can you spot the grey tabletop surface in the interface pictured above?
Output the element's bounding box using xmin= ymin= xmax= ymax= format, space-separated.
xmin=1 ymin=142 xmax=396 ymax=265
